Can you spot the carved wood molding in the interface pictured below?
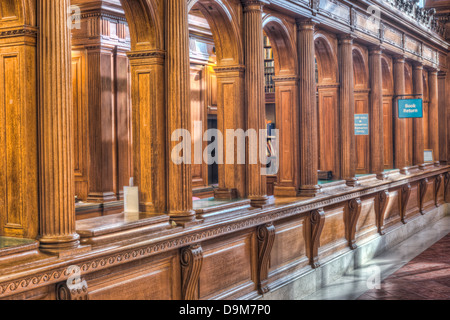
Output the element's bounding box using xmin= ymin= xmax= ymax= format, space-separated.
xmin=309 ymin=209 xmax=325 ymax=269
xmin=56 ymin=279 xmax=89 ymax=300
xmin=419 ymin=178 xmax=429 ymax=215
xmin=347 ymin=198 xmax=362 ymax=250
xmin=401 ymin=183 xmax=412 ymax=224
xmin=180 ymin=244 xmax=203 ymax=300
xmin=256 ymin=223 xmax=275 ymax=294
xmin=435 ymin=174 xmax=443 ymax=207
xmin=376 ymin=190 xmax=390 ymax=235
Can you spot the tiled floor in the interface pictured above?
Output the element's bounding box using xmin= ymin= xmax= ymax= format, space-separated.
xmin=358 ymin=234 xmax=450 ymax=300
xmin=303 ymin=216 xmax=450 ymax=300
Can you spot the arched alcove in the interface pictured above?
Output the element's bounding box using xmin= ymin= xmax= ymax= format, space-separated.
xmin=263 ymin=14 xmax=298 ymax=196
xmin=314 ymin=32 xmax=340 ymax=179
xmin=188 ymin=0 xmax=246 ymax=199
xmin=381 ymin=55 xmax=394 ymax=169
xmin=352 ymin=46 xmax=370 ymax=174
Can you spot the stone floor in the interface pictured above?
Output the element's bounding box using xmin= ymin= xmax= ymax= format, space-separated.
xmin=303 ymin=216 xmax=450 ymax=300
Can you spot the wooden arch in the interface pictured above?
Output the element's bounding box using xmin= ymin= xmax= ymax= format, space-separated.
xmin=314 ymin=32 xmax=338 ymax=84
xmin=381 ymin=54 xmax=394 ymax=94
xmin=352 ymin=45 xmax=368 ymax=88
xmin=119 ymin=0 xmax=163 ymax=51
xmin=188 ymin=0 xmax=243 ymax=66
xmin=262 ymin=14 xmax=296 ymax=76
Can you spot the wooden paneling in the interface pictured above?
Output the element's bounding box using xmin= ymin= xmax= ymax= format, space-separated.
xmin=404 ymin=183 xmax=420 ymax=221
xmin=355 ymin=93 xmax=369 ymax=173
xmin=0 ymin=42 xmax=38 ymax=239
xmin=384 ymin=189 xmax=401 ymax=229
xmin=318 ymin=88 xmax=340 ymax=179
xmin=355 ymin=197 xmax=378 ymax=242
xmin=88 ymin=254 xmax=181 ymax=300
xmin=269 ymin=217 xmax=308 ymax=278
xmin=190 ymin=64 xmax=208 ymax=189
xmin=72 ymin=51 xmax=89 ymax=201
xmin=318 ymin=204 xmax=348 ymax=258
xmin=199 ymin=232 xmax=256 ymax=300
xmin=383 ymin=98 xmax=394 ymax=168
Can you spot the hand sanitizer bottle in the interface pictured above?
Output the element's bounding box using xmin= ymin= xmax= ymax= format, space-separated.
xmin=124 ymin=177 xmax=139 ymax=213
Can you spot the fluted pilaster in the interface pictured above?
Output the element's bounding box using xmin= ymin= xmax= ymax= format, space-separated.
xmin=339 ymin=35 xmax=358 ymax=186
xmin=369 ymin=47 xmax=385 ymax=179
xmin=429 ymin=70 xmax=440 ymax=165
xmin=297 ymin=20 xmax=321 ymax=197
xmin=166 ymin=0 xmax=195 ymax=223
xmin=413 ymin=63 xmax=424 ymax=167
xmin=393 ymin=56 xmax=408 ymax=173
xmin=243 ymin=0 xmax=272 ymax=207
xmin=38 ymin=0 xmax=80 ymax=252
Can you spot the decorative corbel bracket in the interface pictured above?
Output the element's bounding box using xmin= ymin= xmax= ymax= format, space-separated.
xmin=181 ymin=244 xmax=203 ymax=300
xmin=419 ymin=178 xmax=429 ymax=215
xmin=56 ymin=278 xmax=89 ymax=300
xmin=376 ymin=190 xmax=390 ymax=235
xmin=308 ymin=209 xmax=325 ymax=269
xmin=257 ymin=223 xmax=276 ymax=294
xmin=435 ymin=174 xmax=443 ymax=207
xmin=401 ymin=183 xmax=412 ymax=224
xmin=347 ymin=198 xmax=362 ymax=250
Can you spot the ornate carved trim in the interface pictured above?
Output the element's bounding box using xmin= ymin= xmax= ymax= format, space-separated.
xmin=127 ymin=50 xmax=166 ymax=59
xmin=435 ymin=174 xmax=443 ymax=207
xmin=56 ymin=279 xmax=89 ymax=300
xmin=180 ymin=244 xmax=203 ymax=300
xmin=0 ymin=26 xmax=38 ymax=38
xmin=419 ymin=178 xmax=429 ymax=215
xmin=308 ymin=209 xmax=325 ymax=269
xmin=376 ymin=190 xmax=390 ymax=235
xmin=347 ymin=198 xmax=362 ymax=250
xmin=401 ymin=183 xmax=412 ymax=224
xmin=256 ymin=223 xmax=275 ymax=294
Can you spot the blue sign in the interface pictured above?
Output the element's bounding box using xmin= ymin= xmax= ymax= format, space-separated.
xmin=355 ymin=114 xmax=369 ymax=136
xmin=398 ymin=99 xmax=423 ymax=118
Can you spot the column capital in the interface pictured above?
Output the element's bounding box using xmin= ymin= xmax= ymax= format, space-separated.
xmin=296 ymin=18 xmax=320 ymax=30
xmin=412 ymin=62 xmax=424 ymax=70
xmin=368 ymin=45 xmax=384 ymax=55
xmin=393 ymin=54 xmax=406 ymax=64
xmin=438 ymin=70 xmax=447 ymax=78
xmin=241 ymin=0 xmax=267 ymax=11
xmin=428 ymin=68 xmax=439 ymax=76
xmin=338 ymin=33 xmax=356 ymax=45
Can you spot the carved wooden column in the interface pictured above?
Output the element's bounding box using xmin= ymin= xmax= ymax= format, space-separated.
xmin=438 ymin=71 xmax=447 ymax=164
xmin=429 ymin=69 xmax=440 ymax=165
xmin=413 ymin=63 xmax=424 ymax=167
xmin=214 ymin=66 xmax=246 ymax=200
xmin=339 ymin=35 xmax=358 ymax=186
xmin=369 ymin=46 xmax=386 ymax=179
xmin=393 ymin=56 xmax=409 ymax=173
xmin=297 ymin=19 xmax=321 ymax=197
xmin=166 ymin=0 xmax=195 ymax=223
xmin=243 ymin=0 xmax=273 ymax=208
xmin=85 ymin=46 xmax=117 ymax=202
xmin=128 ymin=51 xmax=167 ymax=213
xmin=38 ymin=0 xmax=80 ymax=252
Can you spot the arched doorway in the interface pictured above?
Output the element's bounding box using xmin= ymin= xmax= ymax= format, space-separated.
xmin=187 ymin=0 xmax=245 ymax=201
xmin=314 ymin=32 xmax=340 ymax=180
xmin=262 ymin=14 xmax=297 ymax=196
